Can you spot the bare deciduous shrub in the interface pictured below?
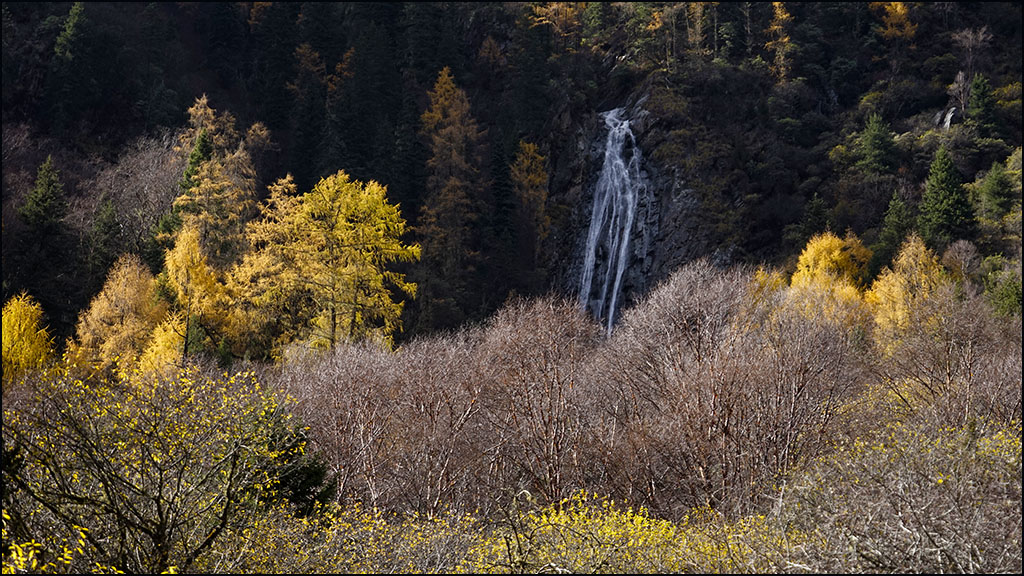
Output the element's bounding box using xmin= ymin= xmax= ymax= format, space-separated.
xmin=876 ymin=284 xmax=1023 ymax=429
xmin=475 ymin=297 xmax=602 ymax=507
xmin=598 ymin=260 xmax=867 ymax=519
xmin=274 ymin=297 xmax=605 ymax=517
xmin=387 ymin=331 xmax=488 ymax=516
xmin=589 ymin=261 xmax=749 ymax=515
xmin=780 ymin=420 xmax=1022 ymax=573
xmin=275 ymin=342 xmax=399 ymax=509
xmin=255 ymin=259 xmax=1019 ymax=574
xmin=84 ymin=131 xmax=183 ymax=253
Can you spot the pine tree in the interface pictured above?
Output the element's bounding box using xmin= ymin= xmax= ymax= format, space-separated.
xmin=179 ymin=128 xmax=213 ymax=195
xmin=287 ymin=43 xmax=328 ymax=190
xmin=246 ymin=2 xmax=300 ymax=129
xmin=784 ymin=192 xmax=829 ymax=249
xmin=15 ymin=156 xmax=76 ymax=339
xmin=19 ymin=156 xmax=67 ymax=233
xmin=870 ymin=191 xmax=914 ymax=277
xmin=919 ymin=146 xmax=975 ymax=251
xmin=46 ymin=2 xmax=90 ymax=133
xmin=855 ymin=113 xmax=897 ymax=175
xmin=967 ymin=73 xmax=997 ymax=137
xmin=977 ymin=160 xmax=1014 ymax=219
xmin=401 ymin=3 xmax=462 ymax=88
xmin=87 ymin=198 xmax=122 ymax=292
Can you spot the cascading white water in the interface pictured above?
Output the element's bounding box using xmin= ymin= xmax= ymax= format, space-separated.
xmin=578 ymin=108 xmax=646 ymax=335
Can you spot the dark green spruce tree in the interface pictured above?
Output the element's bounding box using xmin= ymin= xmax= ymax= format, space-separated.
xmin=918 ymin=146 xmax=975 ymax=252
xmin=855 ymin=113 xmax=897 ymax=175
xmin=869 ymin=191 xmax=914 ymax=277
xmin=967 ymin=73 xmax=997 ymax=138
xmin=977 ymin=160 xmax=1015 ymax=219
xmin=14 ymin=156 xmax=79 ymax=339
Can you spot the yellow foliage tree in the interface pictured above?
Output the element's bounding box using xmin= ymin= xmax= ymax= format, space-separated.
xmin=228 ymin=177 xmax=313 ymax=359
xmin=137 ymin=312 xmax=187 ymax=376
xmin=866 ymin=234 xmax=947 ymax=352
xmin=163 ymin=224 xmax=233 ymax=361
xmin=765 ymin=2 xmax=794 ymax=80
xmin=530 ymin=2 xmax=585 ymax=50
xmin=2 ymin=367 xmax=300 ymax=573
xmin=792 ymin=230 xmax=872 ymax=288
xmin=178 ymin=94 xmax=241 ymax=156
xmin=871 ymin=2 xmax=917 ymax=40
xmin=511 ymin=140 xmax=551 ymax=252
xmin=170 ymin=96 xmax=266 ymax=272
xmin=870 ymin=2 xmax=918 ymax=76
xmin=242 ymin=171 xmax=419 ymax=351
xmin=72 ymin=254 xmax=168 ymax=373
xmin=2 ymin=293 xmax=53 ymax=384
xmin=788 ymin=231 xmax=872 ymax=326
xmin=416 ymin=66 xmax=487 ymax=332
xmin=227 ymin=242 xmax=302 ymax=360
xmin=173 ymin=157 xmax=255 ymax=269
xmin=510 ymin=140 xmax=550 ymax=291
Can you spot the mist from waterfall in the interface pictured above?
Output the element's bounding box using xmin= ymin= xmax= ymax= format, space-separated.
xmin=578 ymin=107 xmax=646 ymax=335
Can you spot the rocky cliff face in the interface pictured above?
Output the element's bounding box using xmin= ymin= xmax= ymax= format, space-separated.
xmin=546 ymin=86 xmax=724 ymax=327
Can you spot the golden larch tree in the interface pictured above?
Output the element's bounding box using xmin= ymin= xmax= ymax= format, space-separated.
xmin=72 ymin=253 xmax=168 ymax=373
xmin=416 ymin=66 xmax=487 ymax=332
xmin=243 ymin=171 xmax=419 ymax=350
xmin=2 ymin=293 xmax=53 ymax=384
xmin=866 ymin=234 xmax=948 ymax=353
xmin=788 ymin=231 xmax=872 ymax=327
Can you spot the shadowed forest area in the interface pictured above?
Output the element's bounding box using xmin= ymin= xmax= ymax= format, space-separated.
xmin=2 ymin=2 xmax=1022 ymax=573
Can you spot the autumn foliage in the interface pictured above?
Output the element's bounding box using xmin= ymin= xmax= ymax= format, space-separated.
xmin=2 ymin=293 xmax=53 ymax=385
xmin=3 ymin=244 xmax=1021 ymax=572
xmin=2 ymin=1 xmax=1022 ymax=571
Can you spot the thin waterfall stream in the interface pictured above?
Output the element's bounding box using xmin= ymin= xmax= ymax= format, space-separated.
xmin=578 ymin=107 xmax=646 ymax=335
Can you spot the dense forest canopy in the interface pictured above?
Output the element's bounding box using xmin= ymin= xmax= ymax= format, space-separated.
xmin=2 ymin=2 xmax=1022 ymax=574
xmin=3 ymin=1 xmax=1020 ymax=345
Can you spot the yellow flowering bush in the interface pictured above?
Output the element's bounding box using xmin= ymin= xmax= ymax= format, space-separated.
xmin=2 ymin=366 xmax=304 ymax=574
xmin=461 ymin=492 xmax=798 ymax=574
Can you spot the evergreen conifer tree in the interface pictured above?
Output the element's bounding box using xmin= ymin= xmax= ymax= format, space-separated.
xmin=967 ymin=73 xmax=997 ymax=137
xmin=14 ymin=156 xmax=79 ymax=339
xmin=180 ymin=128 xmax=213 ymax=195
xmin=19 ymin=156 xmax=67 ymax=233
xmin=856 ymin=113 xmax=897 ymax=174
xmin=919 ymin=146 xmax=975 ymax=251
xmin=978 ymin=160 xmax=1014 ymax=219
xmin=870 ymin=191 xmax=914 ymax=277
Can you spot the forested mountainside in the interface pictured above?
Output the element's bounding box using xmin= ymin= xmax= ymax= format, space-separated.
xmin=2 ymin=3 xmax=1022 ymax=574
xmin=3 ymin=2 xmax=1021 ymax=346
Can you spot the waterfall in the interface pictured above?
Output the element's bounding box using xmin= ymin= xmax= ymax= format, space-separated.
xmin=943 ymin=106 xmax=956 ymax=131
xmin=578 ymin=108 xmax=646 ymax=335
